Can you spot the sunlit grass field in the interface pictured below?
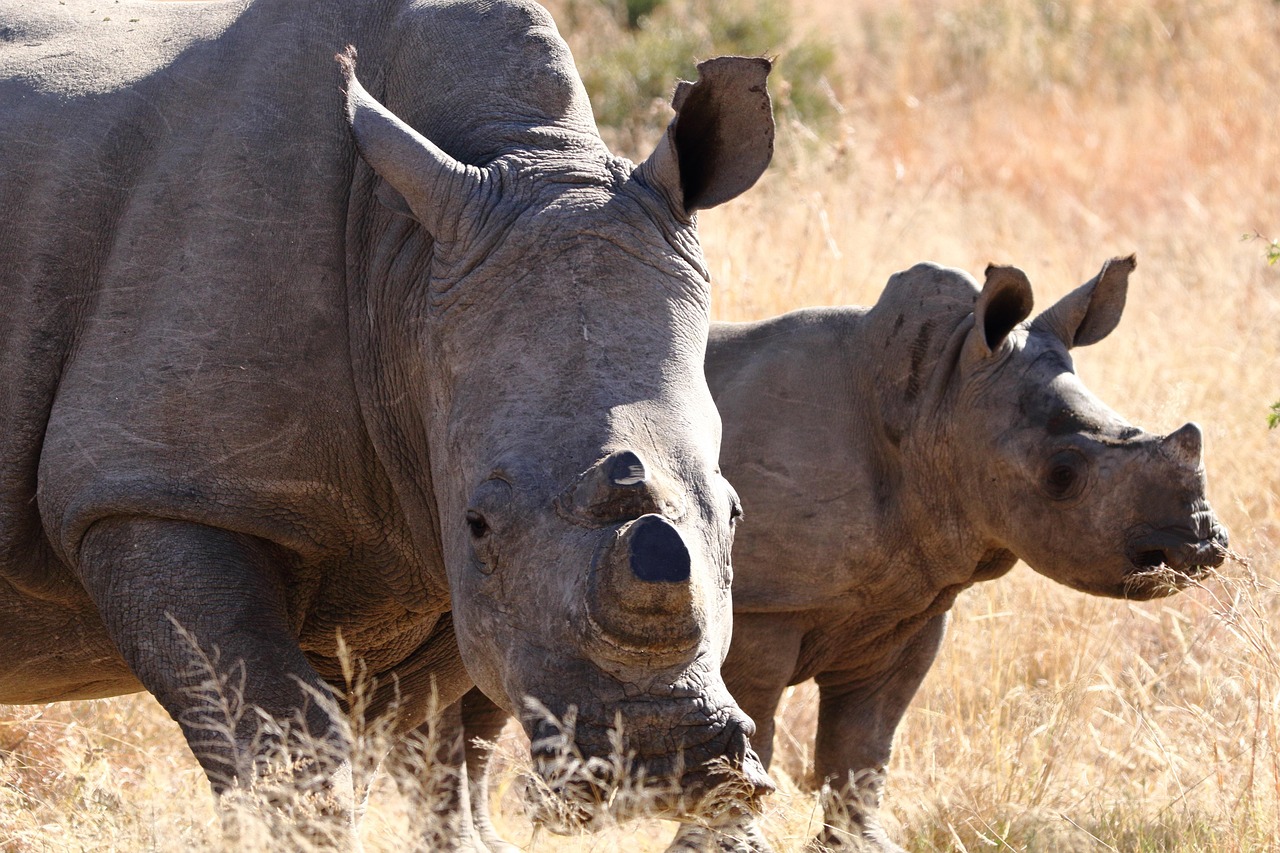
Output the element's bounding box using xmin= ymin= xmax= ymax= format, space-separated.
xmin=3 ymin=0 xmax=1278 ymax=850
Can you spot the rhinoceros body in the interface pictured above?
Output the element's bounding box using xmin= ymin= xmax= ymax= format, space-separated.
xmin=454 ymin=258 xmax=1228 ymax=851
xmin=0 ymin=0 xmax=776 ymax=826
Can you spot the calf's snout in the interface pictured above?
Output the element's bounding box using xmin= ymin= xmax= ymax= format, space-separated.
xmin=677 ymin=716 xmax=776 ymax=812
xmin=1126 ymin=528 xmax=1227 ymax=574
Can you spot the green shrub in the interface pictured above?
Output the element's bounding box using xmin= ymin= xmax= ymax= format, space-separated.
xmin=557 ymin=0 xmax=838 ymax=155
xmin=616 ymin=0 xmax=664 ymax=29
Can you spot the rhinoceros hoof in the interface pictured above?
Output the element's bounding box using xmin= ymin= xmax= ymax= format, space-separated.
xmin=475 ymin=832 xmax=519 ymax=853
xmin=805 ymin=824 xmax=905 ymax=853
xmin=666 ymin=821 xmax=775 ymax=853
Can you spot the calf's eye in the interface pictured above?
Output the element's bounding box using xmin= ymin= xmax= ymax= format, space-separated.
xmin=1043 ymin=450 xmax=1086 ymax=500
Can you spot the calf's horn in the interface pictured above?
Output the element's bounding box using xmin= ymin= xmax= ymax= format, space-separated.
xmin=1160 ymin=422 xmax=1203 ymax=470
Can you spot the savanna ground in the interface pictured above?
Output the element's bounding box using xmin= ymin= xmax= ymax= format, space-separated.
xmin=2 ymin=0 xmax=1279 ymax=850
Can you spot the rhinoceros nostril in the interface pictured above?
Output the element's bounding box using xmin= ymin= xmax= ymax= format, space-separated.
xmin=1132 ymin=549 xmax=1167 ymax=569
xmin=628 ymin=515 xmax=691 ymax=583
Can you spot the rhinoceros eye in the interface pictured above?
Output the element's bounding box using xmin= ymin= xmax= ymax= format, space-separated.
xmin=1044 ymin=450 xmax=1086 ymax=500
xmin=465 ymin=509 xmax=490 ymax=539
xmin=725 ymin=480 xmax=744 ymax=527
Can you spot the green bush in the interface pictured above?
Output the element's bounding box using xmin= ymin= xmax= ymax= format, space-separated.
xmin=615 ymin=0 xmax=664 ymax=29
xmin=557 ymin=0 xmax=838 ymax=154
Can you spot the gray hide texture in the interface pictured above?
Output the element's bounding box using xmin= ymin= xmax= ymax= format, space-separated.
xmin=447 ymin=257 xmax=1228 ymax=852
xmin=0 ymin=0 xmax=776 ymax=829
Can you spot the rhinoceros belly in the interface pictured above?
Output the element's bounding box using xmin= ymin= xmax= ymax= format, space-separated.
xmin=0 ymin=583 xmax=141 ymax=703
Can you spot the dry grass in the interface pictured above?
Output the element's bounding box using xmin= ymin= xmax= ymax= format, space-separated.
xmin=3 ymin=0 xmax=1279 ymax=849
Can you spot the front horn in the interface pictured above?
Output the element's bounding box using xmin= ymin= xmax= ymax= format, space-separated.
xmin=587 ymin=514 xmax=700 ymax=655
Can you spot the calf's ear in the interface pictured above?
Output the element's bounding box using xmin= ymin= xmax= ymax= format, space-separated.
xmin=1030 ymin=255 xmax=1135 ymax=348
xmin=967 ymin=264 xmax=1035 ymax=359
xmin=639 ymin=56 xmax=775 ymax=218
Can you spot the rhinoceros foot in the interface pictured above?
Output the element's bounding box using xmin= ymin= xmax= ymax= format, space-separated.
xmin=806 ymin=828 xmax=904 ymax=853
xmin=806 ymin=813 xmax=904 ymax=853
xmin=666 ymin=814 xmax=775 ymax=852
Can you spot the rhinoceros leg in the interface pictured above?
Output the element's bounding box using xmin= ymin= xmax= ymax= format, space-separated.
xmin=386 ymin=686 xmax=515 ymax=852
xmin=718 ymin=613 xmax=809 ymax=770
xmin=384 ymin=697 xmax=498 ymax=852
xmin=456 ymin=687 xmax=521 ymax=853
xmin=75 ymin=517 xmax=355 ymax=829
xmin=809 ymin=613 xmax=948 ymax=852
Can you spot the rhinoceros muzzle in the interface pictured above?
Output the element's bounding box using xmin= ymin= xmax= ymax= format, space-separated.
xmin=1122 ymin=518 xmax=1229 ymax=597
xmin=525 ymin=705 xmax=773 ymax=832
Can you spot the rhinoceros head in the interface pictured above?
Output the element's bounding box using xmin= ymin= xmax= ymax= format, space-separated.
xmin=339 ymin=36 xmax=772 ymax=818
xmin=932 ymin=257 xmax=1229 ymax=599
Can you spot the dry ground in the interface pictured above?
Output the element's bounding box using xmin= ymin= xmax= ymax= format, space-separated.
xmin=3 ymin=0 xmax=1279 ymax=850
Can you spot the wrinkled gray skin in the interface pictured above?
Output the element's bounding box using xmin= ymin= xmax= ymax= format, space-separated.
xmin=0 ymin=0 xmax=776 ymax=830
xmin=447 ymin=257 xmax=1228 ymax=851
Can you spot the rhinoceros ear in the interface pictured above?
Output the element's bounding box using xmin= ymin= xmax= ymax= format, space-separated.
xmin=1030 ymin=255 xmax=1134 ymax=349
xmin=968 ymin=264 xmax=1035 ymax=358
xmin=338 ymin=48 xmax=486 ymax=237
xmin=638 ymin=56 xmax=774 ymax=217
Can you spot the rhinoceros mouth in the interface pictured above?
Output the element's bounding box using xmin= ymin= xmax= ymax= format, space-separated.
xmin=522 ymin=705 xmax=773 ymax=832
xmin=1121 ymin=527 xmax=1229 ymax=599
xmin=1122 ymin=562 xmax=1202 ymax=600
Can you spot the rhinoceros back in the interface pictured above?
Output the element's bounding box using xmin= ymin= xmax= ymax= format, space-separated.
xmin=0 ymin=0 xmax=385 ymax=600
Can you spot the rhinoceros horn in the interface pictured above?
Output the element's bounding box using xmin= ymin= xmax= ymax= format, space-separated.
xmin=587 ymin=514 xmax=699 ymax=657
xmin=338 ymin=48 xmax=486 ymax=238
xmin=1160 ymin=422 xmax=1205 ymax=470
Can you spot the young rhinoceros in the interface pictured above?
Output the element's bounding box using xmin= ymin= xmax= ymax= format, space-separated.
xmin=692 ymin=255 xmax=1229 ymax=850
xmin=437 ymin=256 xmax=1230 ymax=851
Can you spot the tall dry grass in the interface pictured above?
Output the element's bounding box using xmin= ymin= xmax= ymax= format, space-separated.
xmin=3 ymin=0 xmax=1278 ymax=850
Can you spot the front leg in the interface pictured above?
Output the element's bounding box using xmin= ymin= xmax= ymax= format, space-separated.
xmin=385 ymin=697 xmax=494 ymax=852
xmin=76 ymin=517 xmax=355 ymax=835
xmin=666 ymin=813 xmax=775 ymax=852
xmin=383 ymin=685 xmax=517 ymax=853
xmin=811 ymin=613 xmax=948 ymax=852
xmin=459 ymin=687 xmax=520 ymax=853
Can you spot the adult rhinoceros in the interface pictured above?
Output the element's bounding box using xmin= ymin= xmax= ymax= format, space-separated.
xmin=0 ymin=0 xmax=774 ymax=828
xmin=450 ymin=257 xmax=1229 ymax=851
